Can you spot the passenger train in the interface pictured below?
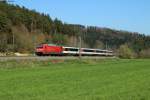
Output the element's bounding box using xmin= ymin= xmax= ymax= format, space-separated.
xmin=35 ymin=44 xmax=114 ymax=56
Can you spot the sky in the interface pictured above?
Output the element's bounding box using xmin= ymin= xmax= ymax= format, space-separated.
xmin=11 ymin=0 xmax=150 ymax=35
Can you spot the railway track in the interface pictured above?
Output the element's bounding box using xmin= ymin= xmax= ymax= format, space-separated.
xmin=0 ymin=56 xmax=116 ymax=61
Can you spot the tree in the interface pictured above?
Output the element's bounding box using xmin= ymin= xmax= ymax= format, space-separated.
xmin=54 ymin=18 xmax=63 ymax=33
xmin=95 ymin=40 xmax=104 ymax=49
xmin=0 ymin=12 xmax=11 ymax=33
xmin=52 ymin=33 xmax=67 ymax=45
xmin=118 ymin=44 xmax=134 ymax=59
xmin=0 ymin=2 xmax=150 ymax=54
xmin=139 ymin=48 xmax=150 ymax=58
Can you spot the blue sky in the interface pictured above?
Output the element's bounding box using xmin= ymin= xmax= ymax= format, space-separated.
xmin=12 ymin=0 xmax=150 ymax=35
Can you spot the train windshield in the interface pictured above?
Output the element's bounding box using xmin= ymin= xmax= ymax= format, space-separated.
xmin=36 ymin=45 xmax=43 ymax=49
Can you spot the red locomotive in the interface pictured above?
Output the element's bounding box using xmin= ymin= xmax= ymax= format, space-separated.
xmin=35 ymin=44 xmax=113 ymax=56
xmin=35 ymin=44 xmax=63 ymax=56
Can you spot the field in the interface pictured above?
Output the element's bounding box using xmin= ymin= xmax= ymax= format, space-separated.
xmin=0 ymin=59 xmax=150 ymax=100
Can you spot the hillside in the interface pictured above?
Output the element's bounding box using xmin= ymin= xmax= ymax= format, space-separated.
xmin=0 ymin=2 xmax=150 ymax=57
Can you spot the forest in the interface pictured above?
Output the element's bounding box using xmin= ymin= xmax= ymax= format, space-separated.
xmin=0 ymin=2 xmax=150 ymax=58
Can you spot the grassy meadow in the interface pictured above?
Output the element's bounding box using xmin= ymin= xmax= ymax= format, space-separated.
xmin=0 ymin=59 xmax=150 ymax=100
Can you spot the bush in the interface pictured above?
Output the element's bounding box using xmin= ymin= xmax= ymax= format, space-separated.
xmin=139 ymin=48 xmax=150 ymax=58
xmin=118 ymin=44 xmax=134 ymax=59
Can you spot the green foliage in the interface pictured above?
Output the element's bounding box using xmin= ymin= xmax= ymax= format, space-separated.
xmin=0 ymin=12 xmax=11 ymax=33
xmin=139 ymin=48 xmax=150 ymax=58
xmin=52 ymin=33 xmax=68 ymax=45
xmin=0 ymin=2 xmax=149 ymax=54
xmin=53 ymin=18 xmax=63 ymax=33
xmin=118 ymin=44 xmax=134 ymax=59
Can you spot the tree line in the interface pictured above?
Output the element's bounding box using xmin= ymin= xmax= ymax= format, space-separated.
xmin=0 ymin=2 xmax=150 ymax=58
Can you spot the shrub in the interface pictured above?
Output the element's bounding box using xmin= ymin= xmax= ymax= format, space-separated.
xmin=118 ymin=44 xmax=134 ymax=59
xmin=139 ymin=48 xmax=150 ymax=58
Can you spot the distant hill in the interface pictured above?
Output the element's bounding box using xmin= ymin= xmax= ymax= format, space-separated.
xmin=0 ymin=2 xmax=150 ymax=57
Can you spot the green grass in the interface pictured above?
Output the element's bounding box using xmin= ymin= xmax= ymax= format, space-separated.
xmin=0 ymin=59 xmax=150 ymax=100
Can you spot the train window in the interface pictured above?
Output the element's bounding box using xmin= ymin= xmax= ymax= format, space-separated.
xmin=64 ymin=48 xmax=78 ymax=51
xmin=36 ymin=45 xmax=43 ymax=49
xmin=83 ymin=49 xmax=94 ymax=52
xmin=47 ymin=44 xmax=56 ymax=46
xmin=96 ymin=51 xmax=106 ymax=53
xmin=69 ymin=48 xmax=78 ymax=51
xmin=64 ymin=48 xmax=68 ymax=51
